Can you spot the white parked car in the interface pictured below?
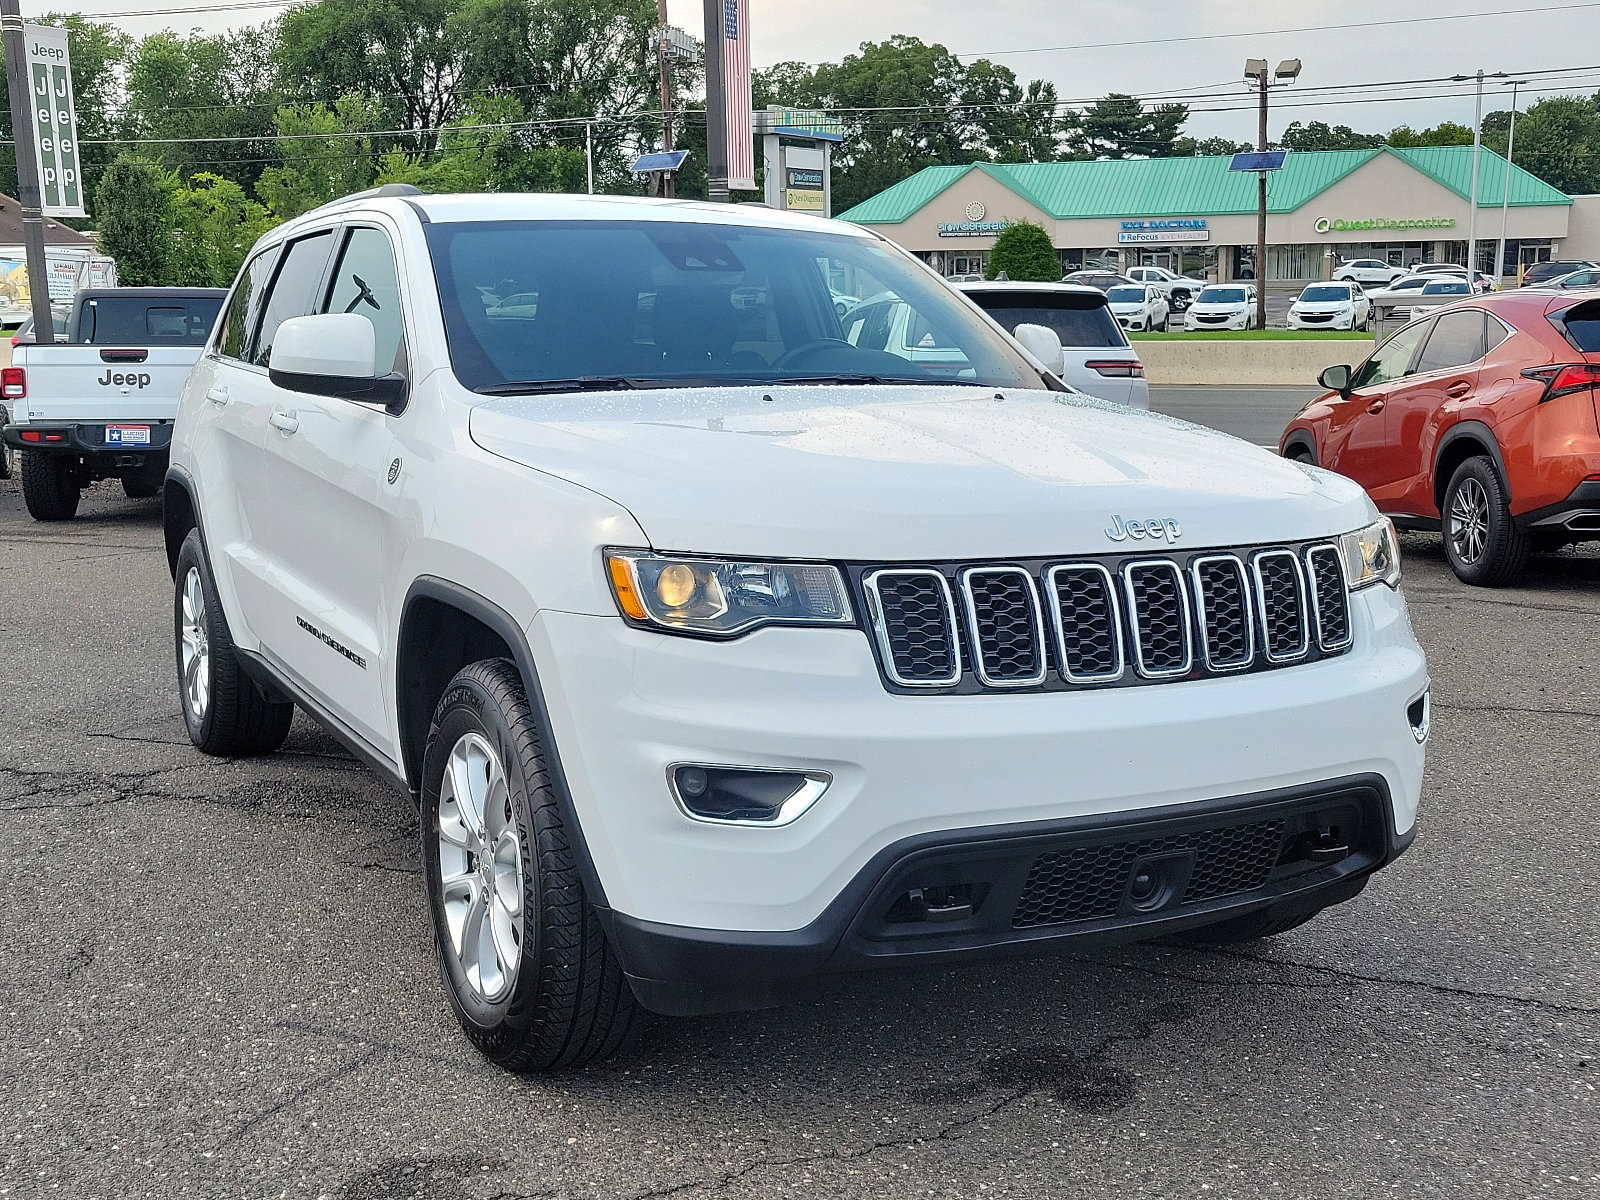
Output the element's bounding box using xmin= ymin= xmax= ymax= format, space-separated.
xmin=1404 ymin=277 xmax=1474 ymax=320
xmin=1364 ymin=274 xmax=1435 ymax=318
xmin=1105 ymin=284 xmax=1171 ymax=333
xmin=1539 ymin=266 xmax=1600 ymax=290
xmin=1184 ymin=284 xmax=1259 ymax=331
xmin=1333 ymin=259 xmax=1408 ymax=287
xmin=1124 ymin=265 xmax=1207 ymax=311
xmin=163 ymin=186 xmax=1427 ymax=1070
xmin=957 ymin=280 xmax=1151 ymax=407
xmin=1286 ymin=282 xmax=1372 ymax=332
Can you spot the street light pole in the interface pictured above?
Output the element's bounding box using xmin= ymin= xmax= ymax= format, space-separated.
xmin=1243 ymin=58 xmax=1299 ymax=333
xmin=1494 ymin=80 xmax=1526 ymax=286
xmin=1466 ymin=70 xmax=1485 ymax=273
xmin=1 ymin=0 xmax=59 ymax=344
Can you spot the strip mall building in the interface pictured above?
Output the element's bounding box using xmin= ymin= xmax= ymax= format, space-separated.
xmin=837 ymin=146 xmax=1600 ymax=283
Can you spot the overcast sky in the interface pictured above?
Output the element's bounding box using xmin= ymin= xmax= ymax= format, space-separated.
xmin=31 ymin=0 xmax=1600 ymax=140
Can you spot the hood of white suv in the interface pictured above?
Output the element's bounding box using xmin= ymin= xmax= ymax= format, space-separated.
xmin=468 ymin=385 xmax=1370 ymax=560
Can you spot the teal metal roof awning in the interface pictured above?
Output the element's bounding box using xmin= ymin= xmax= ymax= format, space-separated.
xmin=838 ymin=146 xmax=1572 ymax=225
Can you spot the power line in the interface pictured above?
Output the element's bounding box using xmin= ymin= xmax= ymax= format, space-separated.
xmin=27 ymin=0 xmax=297 ymax=18
xmin=958 ymin=1 xmax=1600 ymax=58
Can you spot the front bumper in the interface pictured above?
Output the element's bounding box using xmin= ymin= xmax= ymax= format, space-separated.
xmin=1288 ymin=312 xmax=1355 ymax=330
xmin=607 ymin=775 xmax=1408 ymax=1014
xmin=1185 ymin=312 xmax=1250 ymax=330
xmin=531 ymin=579 xmax=1425 ymax=942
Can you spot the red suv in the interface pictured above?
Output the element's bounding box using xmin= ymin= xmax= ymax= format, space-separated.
xmin=1280 ymin=291 xmax=1600 ymax=585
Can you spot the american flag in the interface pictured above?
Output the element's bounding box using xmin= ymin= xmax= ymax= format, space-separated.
xmin=722 ymin=0 xmax=755 ymax=190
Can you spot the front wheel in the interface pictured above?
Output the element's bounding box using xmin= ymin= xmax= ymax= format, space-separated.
xmin=1442 ymin=456 xmax=1529 ymax=586
xmin=21 ymin=451 xmax=80 ymax=521
xmin=422 ymin=659 xmax=636 ymax=1070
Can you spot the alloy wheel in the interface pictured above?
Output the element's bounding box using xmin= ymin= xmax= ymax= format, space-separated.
xmin=1448 ymin=476 xmax=1491 ymax=565
xmin=179 ymin=566 xmax=211 ymax=721
xmin=436 ymin=732 xmax=525 ymax=1003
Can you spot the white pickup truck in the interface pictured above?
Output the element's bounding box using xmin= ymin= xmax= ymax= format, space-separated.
xmin=3 ymin=287 xmax=227 ymax=520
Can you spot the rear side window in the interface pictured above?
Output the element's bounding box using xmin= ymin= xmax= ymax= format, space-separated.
xmin=1414 ymin=310 xmax=1488 ymax=374
xmin=252 ymin=231 xmax=336 ymax=368
xmin=81 ymin=296 xmax=223 ymax=345
xmin=1558 ymin=300 xmax=1600 ymax=351
xmin=969 ymin=294 xmax=1127 ymax=349
xmin=217 ymin=250 xmax=277 ymax=361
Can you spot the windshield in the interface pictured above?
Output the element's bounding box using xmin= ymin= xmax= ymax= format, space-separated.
xmin=424 ymin=219 xmax=1048 ymax=392
xmin=966 ymin=291 xmax=1127 ymax=349
xmin=1198 ymin=287 xmax=1246 ymax=304
xmin=1299 ymin=286 xmax=1351 ymax=303
xmin=1422 ymin=281 xmax=1471 ymax=295
xmin=1106 ymin=287 xmax=1147 ymax=303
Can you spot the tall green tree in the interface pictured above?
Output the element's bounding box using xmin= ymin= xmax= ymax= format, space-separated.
xmin=1279 ymin=121 xmax=1383 ymax=151
xmin=277 ymin=0 xmax=471 ymax=147
xmin=1172 ymin=135 xmax=1250 ymax=157
xmin=1497 ymin=95 xmax=1600 ymax=194
xmin=255 ymin=97 xmax=385 ymax=219
xmin=93 ymin=157 xmax=172 ymax=286
xmin=1387 ymin=121 xmax=1475 ymax=148
xmin=124 ymin=27 xmax=281 ymax=188
xmin=168 ymin=173 xmax=276 ymax=287
xmin=1066 ymin=94 xmax=1187 ymax=159
xmin=377 ymin=95 xmax=587 ymax=192
xmin=986 ymin=220 xmax=1059 ymax=282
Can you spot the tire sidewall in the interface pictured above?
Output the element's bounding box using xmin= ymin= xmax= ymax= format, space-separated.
xmin=421 ymin=674 xmax=542 ymax=1038
xmin=174 ymin=531 xmax=221 ymax=747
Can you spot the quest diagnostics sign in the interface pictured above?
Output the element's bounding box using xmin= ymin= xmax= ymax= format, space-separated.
xmin=1314 ymin=216 xmax=1457 ymax=234
xmin=1117 ymin=218 xmax=1209 ymax=244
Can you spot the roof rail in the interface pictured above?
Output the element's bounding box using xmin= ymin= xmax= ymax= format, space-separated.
xmin=304 ymin=182 xmax=423 ymax=217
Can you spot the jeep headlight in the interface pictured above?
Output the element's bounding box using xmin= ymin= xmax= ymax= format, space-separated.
xmin=1339 ymin=517 xmax=1401 ymax=590
xmin=605 ymin=550 xmax=854 ymax=637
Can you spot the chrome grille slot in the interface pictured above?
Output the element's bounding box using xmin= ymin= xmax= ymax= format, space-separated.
xmin=864 ymin=569 xmax=960 ymax=687
xmin=959 ymin=567 xmax=1047 ymax=687
xmin=1305 ymin=544 xmax=1352 ymax=651
xmin=1253 ymin=551 xmax=1310 ymax=663
xmin=1123 ymin=560 xmax=1192 ymax=679
xmin=1046 ymin=564 xmax=1124 ymax=683
xmin=1190 ymin=555 xmax=1254 ymax=672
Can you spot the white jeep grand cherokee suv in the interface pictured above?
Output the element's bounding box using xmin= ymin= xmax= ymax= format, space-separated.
xmin=164 ymin=186 xmax=1429 ymax=1071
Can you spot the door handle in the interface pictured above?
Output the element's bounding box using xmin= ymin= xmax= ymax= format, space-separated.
xmin=268 ymin=410 xmax=300 ymax=435
xmin=1446 ymin=381 xmax=1472 ymax=399
xmin=1365 ymin=399 xmax=1386 ymax=414
xmin=206 ymin=386 xmax=230 ymax=406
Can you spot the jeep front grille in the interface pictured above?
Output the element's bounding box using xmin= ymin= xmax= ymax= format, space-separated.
xmin=854 ymin=541 xmax=1352 ymax=695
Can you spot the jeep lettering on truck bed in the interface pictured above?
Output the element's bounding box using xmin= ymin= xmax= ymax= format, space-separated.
xmin=4 ymin=287 xmax=227 ymax=520
xmin=164 ymin=185 xmax=1429 ymax=1072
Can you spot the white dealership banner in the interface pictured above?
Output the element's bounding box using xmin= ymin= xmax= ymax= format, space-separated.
xmin=25 ymin=23 xmax=86 ymax=218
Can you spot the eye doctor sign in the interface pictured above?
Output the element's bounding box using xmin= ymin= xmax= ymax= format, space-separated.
xmin=24 ymin=23 xmax=85 ymax=218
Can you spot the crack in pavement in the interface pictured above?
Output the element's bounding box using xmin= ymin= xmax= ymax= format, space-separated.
xmin=0 ymin=765 xmax=170 ymax=812
xmin=1434 ymin=701 xmax=1600 ymax=720
xmin=216 ymin=1046 xmax=385 ymax=1151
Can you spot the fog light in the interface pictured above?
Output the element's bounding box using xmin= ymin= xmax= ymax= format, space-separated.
xmin=669 ymin=764 xmax=830 ymax=826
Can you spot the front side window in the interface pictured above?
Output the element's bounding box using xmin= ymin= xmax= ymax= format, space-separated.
xmin=1351 ymin=321 xmax=1430 ymax=390
xmin=323 ymin=227 xmax=407 ymax=375
xmin=252 ymin=231 xmax=336 ymax=368
xmin=218 ymin=249 xmax=277 ymax=360
xmin=424 ymin=220 xmax=1048 ymax=392
xmin=1414 ymin=310 xmax=1488 ymax=374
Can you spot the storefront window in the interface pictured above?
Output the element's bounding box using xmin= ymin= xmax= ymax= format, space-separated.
xmin=1266 ymin=244 xmax=1317 ymax=280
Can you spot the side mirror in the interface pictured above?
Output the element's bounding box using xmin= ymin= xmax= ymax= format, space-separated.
xmin=268 ymin=313 xmax=407 ymax=413
xmin=1012 ymin=322 xmax=1066 ymax=376
xmin=1319 ymin=363 xmax=1352 ymax=394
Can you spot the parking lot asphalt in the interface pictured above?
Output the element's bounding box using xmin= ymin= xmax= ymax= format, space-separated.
xmin=3 ymin=398 xmax=1599 ymax=1199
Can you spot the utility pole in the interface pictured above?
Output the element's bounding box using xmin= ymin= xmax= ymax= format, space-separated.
xmin=1243 ymin=58 xmax=1299 ymax=333
xmin=656 ymin=0 xmax=675 ymax=199
xmin=1494 ymin=79 xmax=1527 ymax=286
xmin=2 ymin=0 xmax=59 ymax=344
xmin=585 ymin=120 xmax=594 ymax=195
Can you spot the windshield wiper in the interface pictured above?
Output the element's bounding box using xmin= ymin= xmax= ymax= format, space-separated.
xmin=476 ymin=376 xmax=642 ymax=396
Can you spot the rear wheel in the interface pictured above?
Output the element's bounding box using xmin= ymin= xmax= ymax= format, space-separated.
xmin=422 ymin=659 xmax=636 ymax=1070
xmin=1442 ymin=456 xmax=1529 ymax=586
xmin=174 ymin=529 xmax=294 ymax=755
xmin=21 ymin=451 xmax=80 ymax=521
